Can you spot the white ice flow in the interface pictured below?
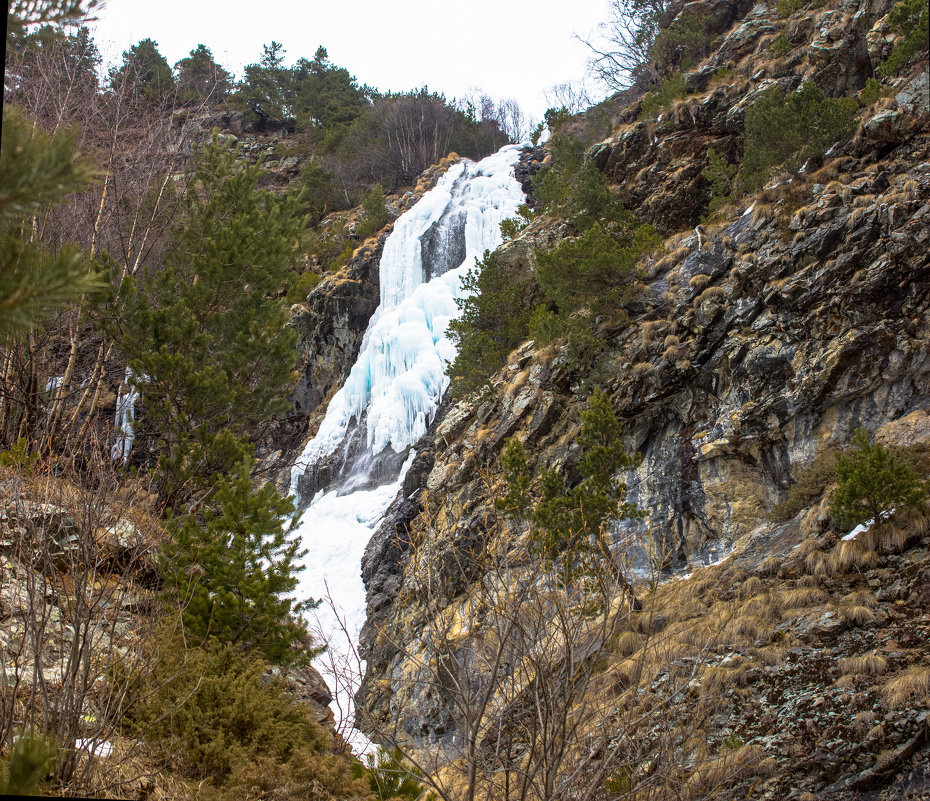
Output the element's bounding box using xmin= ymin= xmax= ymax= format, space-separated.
xmin=290 ymin=144 xmax=525 ymax=747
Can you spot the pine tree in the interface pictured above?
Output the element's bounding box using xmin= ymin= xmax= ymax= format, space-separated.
xmin=830 ymin=428 xmax=927 ymax=531
xmin=165 ymin=461 xmax=313 ymax=663
xmin=500 ymin=389 xmax=641 ymax=581
xmin=233 ymin=41 xmax=294 ymax=120
xmin=0 ymin=105 xmax=101 ymax=343
xmin=110 ymin=38 xmax=174 ymax=98
xmin=174 ymin=44 xmax=231 ymax=102
xmin=113 ymin=138 xmax=305 ymax=507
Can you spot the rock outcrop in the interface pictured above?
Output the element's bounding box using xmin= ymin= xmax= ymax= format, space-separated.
xmin=350 ymin=0 xmax=930 ymax=793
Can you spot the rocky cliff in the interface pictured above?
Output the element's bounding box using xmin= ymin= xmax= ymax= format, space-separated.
xmin=344 ymin=0 xmax=930 ymax=796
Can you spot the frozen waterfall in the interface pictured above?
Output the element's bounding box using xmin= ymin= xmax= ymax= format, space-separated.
xmin=290 ymin=144 xmax=525 ymax=747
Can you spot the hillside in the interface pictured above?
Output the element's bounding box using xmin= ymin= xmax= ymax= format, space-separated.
xmin=2 ymin=0 xmax=929 ymax=797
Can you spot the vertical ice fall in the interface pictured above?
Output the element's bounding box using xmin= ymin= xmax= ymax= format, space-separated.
xmin=290 ymin=145 xmax=525 ymax=739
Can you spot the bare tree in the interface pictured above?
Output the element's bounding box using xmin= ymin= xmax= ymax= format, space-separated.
xmin=0 ymin=434 xmax=182 ymax=795
xmin=578 ymin=0 xmax=671 ymax=92
xmin=544 ymin=81 xmax=596 ymax=116
xmin=2 ymin=29 xmax=205 ymax=456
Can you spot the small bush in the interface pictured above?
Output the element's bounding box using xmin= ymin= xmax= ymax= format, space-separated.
xmin=286 ymin=269 xmax=323 ymax=304
xmin=777 ymin=0 xmax=805 ymax=16
xmin=858 ymin=77 xmax=884 ymax=106
xmin=652 ymin=12 xmax=714 ymax=73
xmin=640 ymin=72 xmax=688 ymax=120
xmin=447 ymin=249 xmax=540 ymax=395
xmin=829 ymin=427 xmax=928 ymax=532
xmin=0 ymin=730 xmax=57 ymax=795
xmin=768 ymin=33 xmax=793 ymax=56
xmin=355 ymin=183 xmax=389 ymax=239
xmin=702 ymin=148 xmax=739 ymax=214
xmin=500 ymin=204 xmax=534 ymax=241
xmin=126 ymin=640 xmax=368 ymax=799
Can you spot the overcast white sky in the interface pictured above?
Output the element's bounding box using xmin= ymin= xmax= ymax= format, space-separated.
xmin=86 ymin=0 xmax=613 ymax=125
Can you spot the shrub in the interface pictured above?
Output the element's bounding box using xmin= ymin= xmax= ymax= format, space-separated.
xmin=639 ymin=72 xmax=688 ymax=120
xmin=447 ymin=249 xmax=540 ymax=395
xmin=500 ymin=203 xmax=534 ymax=241
xmin=364 ymin=747 xmax=426 ymax=800
xmin=858 ymin=77 xmax=884 ymax=106
xmin=286 ymin=269 xmax=323 ymax=304
xmin=0 ymin=730 xmax=57 ymax=795
xmin=501 ymin=389 xmax=642 ymax=577
xmin=741 ymin=83 xmax=858 ymax=191
xmin=880 ymin=0 xmax=929 ymax=76
xmin=535 ymin=221 xmax=659 ymax=321
xmin=829 ymin=427 xmax=928 ymax=531
xmin=777 ymin=0 xmax=805 ymax=16
xmin=355 ymin=183 xmax=389 ymax=239
xmin=126 ymin=640 xmax=369 ymax=799
xmin=652 ymin=12 xmax=714 ymax=73
xmin=702 ymin=148 xmax=739 ymax=214
xmin=163 ymin=462 xmax=315 ymax=664
xmin=768 ymin=33 xmax=793 ymax=56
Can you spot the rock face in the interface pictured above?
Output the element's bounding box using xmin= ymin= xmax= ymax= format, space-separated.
xmin=350 ymin=0 xmax=930 ymax=792
xmin=290 ymin=237 xmax=385 ymax=418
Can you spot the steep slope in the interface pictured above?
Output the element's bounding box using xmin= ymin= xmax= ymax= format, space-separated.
xmin=353 ymin=0 xmax=930 ymax=795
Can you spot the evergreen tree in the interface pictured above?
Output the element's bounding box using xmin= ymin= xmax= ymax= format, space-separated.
xmin=233 ymin=41 xmax=293 ymax=120
xmin=110 ymin=38 xmax=174 ymax=97
xmin=114 ymin=138 xmax=304 ymax=507
xmin=174 ymin=44 xmax=231 ymax=102
xmin=500 ymin=389 xmax=641 ymax=580
xmin=534 ymin=221 xmax=656 ymax=321
xmin=830 ymin=428 xmax=928 ymax=531
xmin=293 ymin=46 xmax=369 ymax=142
xmin=0 ymin=105 xmax=101 ymax=343
xmin=165 ymin=461 xmax=312 ymax=663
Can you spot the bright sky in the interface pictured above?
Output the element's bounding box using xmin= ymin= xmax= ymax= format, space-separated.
xmin=86 ymin=0 xmax=613 ymax=125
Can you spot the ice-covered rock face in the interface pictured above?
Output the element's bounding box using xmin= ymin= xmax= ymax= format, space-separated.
xmin=291 ymin=145 xmax=525 ymax=488
xmin=290 ymin=144 xmax=525 ymax=748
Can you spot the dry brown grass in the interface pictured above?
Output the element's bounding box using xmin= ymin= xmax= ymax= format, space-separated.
xmin=663 ymin=334 xmax=681 ymax=349
xmin=663 ymin=344 xmax=686 ymax=362
xmin=756 ymin=644 xmax=787 ymax=666
xmin=685 ymin=744 xmax=765 ymax=798
xmin=740 ymin=592 xmax=782 ymax=623
xmin=641 ymin=320 xmax=669 ymax=342
xmin=851 ymin=709 xmax=875 ymax=735
xmin=838 ymin=652 xmax=888 ymax=676
xmin=797 ymin=537 xmax=821 ymax=555
xmin=689 ymin=273 xmax=711 ymax=292
xmin=805 ymin=550 xmax=830 ymax=577
xmin=699 ymin=663 xmax=749 ymax=695
xmin=631 ymin=361 xmax=656 ymax=377
xmin=757 ymin=556 xmax=782 ymax=577
xmin=882 ymin=666 xmax=930 ymax=707
xmin=615 ymin=629 xmax=644 ymax=657
xmin=829 ymin=540 xmax=879 ymax=574
xmin=837 ymin=605 xmax=876 ymax=627
xmin=842 ymin=589 xmax=877 ymax=608
xmin=779 ymin=586 xmax=828 ymax=610
xmin=740 ymin=576 xmax=764 ymax=597
xmin=722 ymin=614 xmax=765 ymax=646
xmin=809 ymin=162 xmax=840 ymax=183
xmin=694 ymin=285 xmax=727 ymax=305
xmin=848 ymin=205 xmax=875 ymax=228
